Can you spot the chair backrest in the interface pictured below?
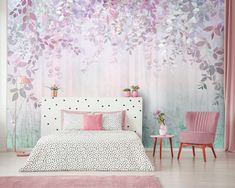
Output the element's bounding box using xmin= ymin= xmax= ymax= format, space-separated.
xmin=185 ymin=112 xmax=220 ymax=135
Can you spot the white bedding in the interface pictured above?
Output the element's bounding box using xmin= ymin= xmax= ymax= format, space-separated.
xmin=20 ymin=130 xmax=154 ymax=172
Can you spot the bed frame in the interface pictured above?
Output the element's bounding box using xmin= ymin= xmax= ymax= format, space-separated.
xmin=41 ymin=97 xmax=143 ymax=139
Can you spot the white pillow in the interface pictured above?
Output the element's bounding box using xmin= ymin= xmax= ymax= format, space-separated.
xmin=102 ymin=112 xmax=123 ymax=130
xmin=61 ymin=111 xmax=84 ymax=130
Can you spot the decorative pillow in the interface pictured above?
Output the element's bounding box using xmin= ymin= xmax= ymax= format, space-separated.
xmin=102 ymin=112 xmax=123 ymax=130
xmin=83 ymin=113 xmax=103 ymax=130
xmin=101 ymin=111 xmax=126 ymax=128
xmin=61 ymin=110 xmax=87 ymax=130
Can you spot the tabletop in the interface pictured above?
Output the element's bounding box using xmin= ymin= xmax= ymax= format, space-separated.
xmin=151 ymin=135 xmax=174 ymax=138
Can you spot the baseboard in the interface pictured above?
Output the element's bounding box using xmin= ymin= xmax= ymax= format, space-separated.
xmin=5 ymin=148 xmax=32 ymax=152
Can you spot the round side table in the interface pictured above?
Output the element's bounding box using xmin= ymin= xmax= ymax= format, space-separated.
xmin=151 ymin=135 xmax=174 ymax=159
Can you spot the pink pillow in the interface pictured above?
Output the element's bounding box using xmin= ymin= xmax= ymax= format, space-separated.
xmin=83 ymin=113 xmax=103 ymax=130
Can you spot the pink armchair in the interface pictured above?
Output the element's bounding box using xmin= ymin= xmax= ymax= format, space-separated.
xmin=177 ymin=112 xmax=219 ymax=162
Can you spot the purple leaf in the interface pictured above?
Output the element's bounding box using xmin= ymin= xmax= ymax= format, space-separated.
xmin=22 ymin=23 xmax=27 ymax=30
xmin=211 ymin=32 xmax=214 ymax=39
xmin=29 ymin=13 xmax=36 ymax=20
xmin=23 ymin=7 xmax=27 ymax=14
xmin=28 ymin=0 xmax=32 ymax=6
xmin=20 ymin=88 xmax=26 ymax=98
xmin=200 ymin=62 xmax=208 ymax=70
xmin=24 ymin=84 xmax=33 ymax=90
xmin=29 ymin=24 xmax=34 ymax=31
xmin=207 ymin=43 xmax=211 ymax=49
xmin=12 ymin=92 xmax=18 ymax=101
xmin=22 ymin=0 xmax=26 ymax=6
xmin=216 ymin=50 xmax=224 ymax=55
xmin=44 ymin=35 xmax=50 ymax=40
xmin=12 ymin=78 xmax=16 ymax=85
xmin=204 ymin=26 xmax=214 ymax=32
xmin=31 ymin=97 xmax=37 ymax=101
xmin=196 ymin=41 xmax=206 ymax=46
xmin=23 ymin=16 xmax=28 ymax=22
xmin=17 ymin=62 xmax=27 ymax=67
xmin=213 ymin=53 xmax=218 ymax=59
xmin=49 ymin=44 xmax=54 ymax=49
xmin=40 ymin=44 xmax=45 ymax=49
xmin=10 ymin=88 xmax=18 ymax=93
xmin=216 ymin=68 xmax=224 ymax=74
xmin=215 ymin=62 xmax=223 ymax=66
xmin=195 ymin=50 xmax=200 ymax=58
xmin=201 ymin=77 xmax=207 ymax=82
xmin=214 ymin=27 xmax=220 ymax=36
xmin=26 ymin=70 xmax=31 ymax=77
xmin=208 ymin=66 xmax=215 ymax=75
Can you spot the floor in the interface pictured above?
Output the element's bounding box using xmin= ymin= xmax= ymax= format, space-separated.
xmin=0 ymin=150 xmax=235 ymax=188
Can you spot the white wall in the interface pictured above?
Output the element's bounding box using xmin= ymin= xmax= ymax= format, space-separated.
xmin=0 ymin=0 xmax=7 ymax=151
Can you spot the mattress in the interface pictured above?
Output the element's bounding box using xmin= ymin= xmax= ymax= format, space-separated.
xmin=20 ymin=130 xmax=154 ymax=172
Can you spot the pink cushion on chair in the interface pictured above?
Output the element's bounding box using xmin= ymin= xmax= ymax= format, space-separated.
xmin=180 ymin=131 xmax=214 ymax=144
xmin=83 ymin=113 xmax=103 ymax=130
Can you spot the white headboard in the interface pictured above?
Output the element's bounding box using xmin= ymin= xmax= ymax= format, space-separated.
xmin=41 ymin=97 xmax=143 ymax=139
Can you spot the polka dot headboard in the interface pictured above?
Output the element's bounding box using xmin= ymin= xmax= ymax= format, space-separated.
xmin=41 ymin=97 xmax=143 ymax=139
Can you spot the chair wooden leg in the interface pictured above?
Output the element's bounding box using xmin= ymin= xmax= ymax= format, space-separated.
xmin=177 ymin=143 xmax=183 ymax=160
xmin=192 ymin=146 xmax=195 ymax=157
xmin=202 ymin=145 xmax=206 ymax=162
xmin=211 ymin=145 xmax=217 ymax=159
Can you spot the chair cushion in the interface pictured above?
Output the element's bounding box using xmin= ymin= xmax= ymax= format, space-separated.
xmin=179 ymin=131 xmax=214 ymax=144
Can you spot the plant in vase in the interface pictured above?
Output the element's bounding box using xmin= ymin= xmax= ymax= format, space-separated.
xmin=154 ymin=110 xmax=168 ymax=136
xmin=47 ymin=84 xmax=60 ymax=97
xmin=123 ymin=88 xmax=131 ymax=97
xmin=131 ymin=85 xmax=140 ymax=97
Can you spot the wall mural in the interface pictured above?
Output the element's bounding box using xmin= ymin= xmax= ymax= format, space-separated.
xmin=7 ymin=0 xmax=224 ymax=148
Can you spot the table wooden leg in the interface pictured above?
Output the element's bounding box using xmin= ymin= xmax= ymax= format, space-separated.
xmin=153 ymin=138 xmax=157 ymax=157
xmin=169 ymin=137 xmax=173 ymax=158
xmin=160 ymin=138 xmax=163 ymax=160
xmin=192 ymin=146 xmax=195 ymax=157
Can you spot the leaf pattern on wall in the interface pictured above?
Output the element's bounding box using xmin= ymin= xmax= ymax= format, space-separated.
xmin=7 ymin=0 xmax=224 ymax=148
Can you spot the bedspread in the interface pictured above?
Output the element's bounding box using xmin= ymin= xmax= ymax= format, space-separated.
xmin=20 ymin=130 xmax=153 ymax=172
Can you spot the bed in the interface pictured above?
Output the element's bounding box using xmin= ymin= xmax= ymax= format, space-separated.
xmin=20 ymin=97 xmax=153 ymax=172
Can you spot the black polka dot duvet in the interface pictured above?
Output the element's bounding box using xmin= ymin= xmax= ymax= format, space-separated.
xmin=20 ymin=130 xmax=154 ymax=172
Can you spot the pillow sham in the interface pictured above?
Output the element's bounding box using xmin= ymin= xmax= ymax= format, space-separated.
xmin=61 ymin=110 xmax=87 ymax=130
xmin=102 ymin=111 xmax=123 ymax=130
xmin=101 ymin=111 xmax=126 ymax=128
xmin=83 ymin=113 xmax=103 ymax=130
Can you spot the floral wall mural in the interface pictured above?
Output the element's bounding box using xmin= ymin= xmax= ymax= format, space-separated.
xmin=7 ymin=0 xmax=224 ymax=148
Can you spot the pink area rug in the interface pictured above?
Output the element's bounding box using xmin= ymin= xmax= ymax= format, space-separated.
xmin=0 ymin=176 xmax=161 ymax=188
